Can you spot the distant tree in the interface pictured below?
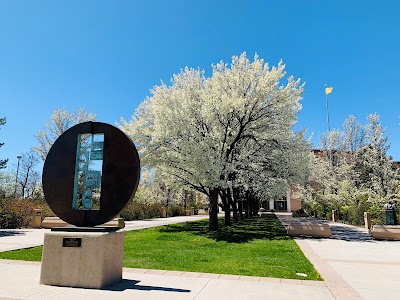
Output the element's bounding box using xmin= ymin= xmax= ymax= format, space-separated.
xmin=16 ymin=151 xmax=40 ymax=199
xmin=33 ymin=108 xmax=96 ymax=161
xmin=301 ymin=114 xmax=398 ymax=224
xmin=0 ymin=117 xmax=8 ymax=169
xmin=354 ymin=114 xmax=396 ymax=197
xmin=342 ymin=115 xmax=366 ymax=154
xmin=0 ymin=171 xmax=14 ymax=199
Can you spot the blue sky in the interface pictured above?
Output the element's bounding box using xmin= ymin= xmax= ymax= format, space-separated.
xmin=1 ymin=0 xmax=399 ymax=170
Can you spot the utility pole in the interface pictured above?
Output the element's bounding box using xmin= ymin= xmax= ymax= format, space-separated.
xmin=14 ymin=155 xmax=22 ymax=198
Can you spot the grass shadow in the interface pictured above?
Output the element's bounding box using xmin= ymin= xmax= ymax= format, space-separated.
xmin=160 ymin=214 xmax=289 ymax=243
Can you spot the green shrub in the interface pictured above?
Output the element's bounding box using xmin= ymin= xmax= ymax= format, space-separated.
xmin=0 ymin=199 xmax=35 ymax=228
xmin=167 ymin=204 xmax=183 ymax=217
xmin=0 ymin=197 xmax=56 ymax=229
xmin=121 ymin=200 xmax=163 ymax=220
xmin=0 ymin=211 xmax=20 ymax=229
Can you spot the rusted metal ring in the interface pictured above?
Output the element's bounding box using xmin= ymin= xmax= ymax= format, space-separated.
xmin=42 ymin=122 xmax=140 ymax=227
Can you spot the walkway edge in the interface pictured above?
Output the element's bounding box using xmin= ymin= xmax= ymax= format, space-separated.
xmin=295 ymin=239 xmax=362 ymax=299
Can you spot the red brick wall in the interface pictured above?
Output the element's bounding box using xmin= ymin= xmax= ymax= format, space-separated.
xmin=289 ymin=186 xmax=302 ymax=212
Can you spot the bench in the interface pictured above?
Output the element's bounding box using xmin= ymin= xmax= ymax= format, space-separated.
xmin=258 ymin=212 xmax=272 ymax=218
xmin=41 ymin=217 xmax=68 ymax=228
xmin=286 ymin=223 xmax=331 ymax=238
xmin=371 ymin=225 xmax=400 ymax=240
xmin=41 ymin=217 xmax=125 ymax=229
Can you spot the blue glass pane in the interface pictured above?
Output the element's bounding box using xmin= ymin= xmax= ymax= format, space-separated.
xmin=72 ymin=133 xmax=104 ymax=210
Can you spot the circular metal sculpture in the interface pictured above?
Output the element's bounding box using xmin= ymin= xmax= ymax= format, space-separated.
xmin=42 ymin=121 xmax=140 ymax=227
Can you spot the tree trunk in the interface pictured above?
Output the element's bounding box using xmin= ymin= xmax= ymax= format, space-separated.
xmin=166 ymin=188 xmax=169 ymax=218
xmin=248 ymin=197 xmax=257 ymax=217
xmin=183 ymin=190 xmax=187 ymax=209
xmin=226 ymin=188 xmax=238 ymax=223
xmin=238 ymin=200 xmax=244 ymax=221
xmin=252 ymin=201 xmax=259 ymax=217
xmin=233 ymin=201 xmax=238 ymax=222
xmin=224 ymin=206 xmax=231 ymax=226
xmin=233 ymin=187 xmax=243 ymax=221
xmin=244 ymin=201 xmax=249 ymax=218
xmin=246 ymin=195 xmax=253 ymax=217
xmin=220 ymin=190 xmax=231 ymax=226
xmin=209 ymin=188 xmax=219 ymax=231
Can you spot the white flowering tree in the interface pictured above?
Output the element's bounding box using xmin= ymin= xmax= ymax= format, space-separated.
xmin=33 ymin=108 xmax=96 ymax=161
xmin=121 ymin=53 xmax=309 ymax=230
xmin=355 ymin=114 xmax=396 ymax=197
xmin=0 ymin=170 xmax=14 ymax=199
xmin=301 ymin=114 xmax=399 ymax=224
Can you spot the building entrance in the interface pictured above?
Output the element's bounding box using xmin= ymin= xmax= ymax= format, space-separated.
xmin=274 ymin=200 xmax=287 ymax=211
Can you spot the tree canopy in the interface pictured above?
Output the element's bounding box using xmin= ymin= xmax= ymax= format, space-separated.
xmin=33 ymin=108 xmax=96 ymax=161
xmin=300 ymin=114 xmax=399 ymax=225
xmin=121 ymin=53 xmax=311 ymax=230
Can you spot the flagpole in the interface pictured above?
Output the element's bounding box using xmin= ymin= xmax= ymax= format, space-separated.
xmin=325 ymin=84 xmax=332 ymax=166
xmin=325 ymin=84 xmax=331 ymax=133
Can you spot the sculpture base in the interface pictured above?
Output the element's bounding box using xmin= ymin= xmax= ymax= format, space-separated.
xmin=51 ymin=226 xmax=120 ymax=232
xmin=40 ymin=230 xmax=124 ymax=289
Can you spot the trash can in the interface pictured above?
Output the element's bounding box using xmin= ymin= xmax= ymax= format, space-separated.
xmin=161 ymin=207 xmax=167 ymax=218
xmin=384 ymin=201 xmax=397 ymax=225
xmin=32 ymin=209 xmax=42 ymax=228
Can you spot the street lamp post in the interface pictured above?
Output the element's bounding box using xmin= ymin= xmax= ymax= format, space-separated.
xmin=14 ymin=155 xmax=22 ymax=198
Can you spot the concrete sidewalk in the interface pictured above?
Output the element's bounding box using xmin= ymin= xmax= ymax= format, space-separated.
xmin=1 ymin=214 xmax=399 ymax=299
xmin=276 ymin=213 xmax=400 ymax=300
xmin=0 ymin=214 xmax=332 ymax=300
xmin=297 ymin=229 xmax=400 ymax=299
xmin=0 ymin=260 xmax=333 ymax=300
xmin=0 ymin=228 xmax=50 ymax=252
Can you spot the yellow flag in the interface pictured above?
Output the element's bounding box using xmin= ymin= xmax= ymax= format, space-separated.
xmin=325 ymin=87 xmax=333 ymax=95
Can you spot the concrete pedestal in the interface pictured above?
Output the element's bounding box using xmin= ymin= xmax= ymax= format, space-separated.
xmin=40 ymin=230 xmax=124 ymax=289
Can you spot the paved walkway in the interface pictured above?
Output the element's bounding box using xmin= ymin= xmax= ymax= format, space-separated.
xmin=0 ymin=214 xmax=399 ymax=299
xmin=0 ymin=259 xmax=333 ymax=300
xmin=0 ymin=228 xmax=50 ymax=252
xmin=276 ymin=213 xmax=400 ymax=300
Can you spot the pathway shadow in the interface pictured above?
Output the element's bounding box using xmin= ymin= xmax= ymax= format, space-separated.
xmin=0 ymin=231 xmax=26 ymax=237
xmin=104 ymin=279 xmax=190 ymax=293
xmin=276 ymin=214 xmax=375 ymax=243
xmin=160 ymin=216 xmax=289 ymax=243
xmin=329 ymin=224 xmax=374 ymax=242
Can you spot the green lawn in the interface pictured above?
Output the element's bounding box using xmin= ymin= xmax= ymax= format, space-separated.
xmin=0 ymin=246 xmax=42 ymax=261
xmin=0 ymin=215 xmax=321 ymax=280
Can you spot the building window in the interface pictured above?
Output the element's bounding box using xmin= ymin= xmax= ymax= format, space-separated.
xmin=274 ymin=200 xmax=287 ymax=211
